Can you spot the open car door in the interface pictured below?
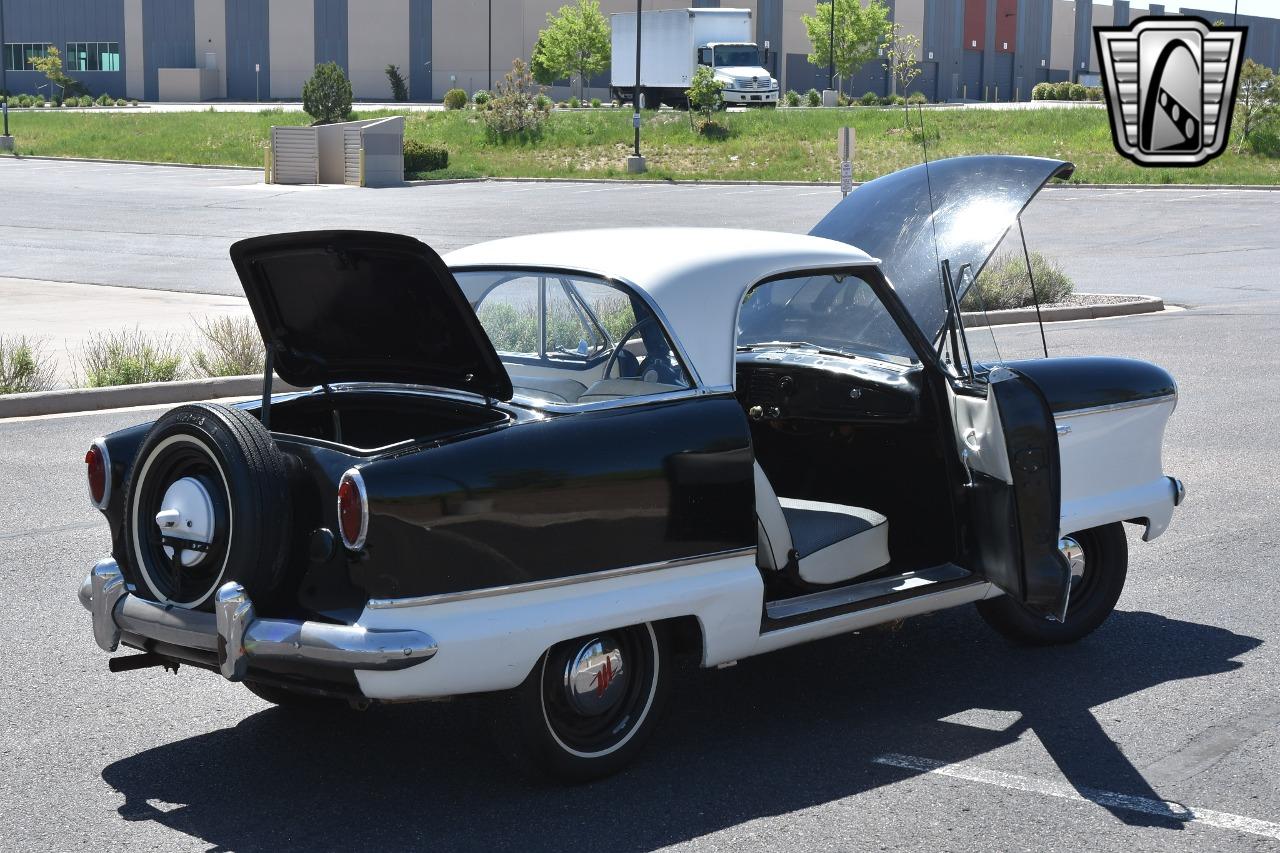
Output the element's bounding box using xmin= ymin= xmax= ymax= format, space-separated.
xmin=809 ymin=156 xmax=1076 ymax=619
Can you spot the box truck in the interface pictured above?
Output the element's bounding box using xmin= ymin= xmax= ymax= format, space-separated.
xmin=610 ymin=7 xmax=778 ymax=108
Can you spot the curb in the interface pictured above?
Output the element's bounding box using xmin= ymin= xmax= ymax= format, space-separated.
xmin=961 ymin=295 xmax=1165 ymax=328
xmin=1 ymin=154 xmax=261 ymax=171
xmin=0 ymin=374 xmax=304 ymax=420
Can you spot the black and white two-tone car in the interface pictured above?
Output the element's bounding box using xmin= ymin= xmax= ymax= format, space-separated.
xmin=78 ymin=156 xmax=1184 ymax=780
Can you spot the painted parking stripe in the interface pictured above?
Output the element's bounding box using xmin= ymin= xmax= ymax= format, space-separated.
xmin=872 ymin=753 xmax=1280 ymax=842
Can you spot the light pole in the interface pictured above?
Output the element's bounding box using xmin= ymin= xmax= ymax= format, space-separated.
xmin=627 ymin=0 xmax=646 ymax=173
xmin=488 ymin=0 xmax=492 ymax=91
xmin=1 ymin=0 xmax=11 ymax=147
xmin=828 ymin=0 xmax=835 ymax=91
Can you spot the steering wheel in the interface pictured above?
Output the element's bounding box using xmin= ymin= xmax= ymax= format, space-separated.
xmin=602 ymin=317 xmax=657 ymax=381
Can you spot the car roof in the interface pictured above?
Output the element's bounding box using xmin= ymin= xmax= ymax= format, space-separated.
xmin=445 ymin=227 xmax=878 ymax=390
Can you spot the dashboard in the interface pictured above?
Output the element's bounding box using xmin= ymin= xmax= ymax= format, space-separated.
xmin=735 ymin=350 xmax=922 ymax=423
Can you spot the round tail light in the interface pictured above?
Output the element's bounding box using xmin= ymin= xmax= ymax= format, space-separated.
xmin=337 ymin=469 xmax=368 ymax=551
xmin=86 ymin=439 xmax=111 ymax=509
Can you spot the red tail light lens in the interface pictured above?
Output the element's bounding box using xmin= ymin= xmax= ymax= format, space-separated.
xmin=337 ymin=469 xmax=368 ymax=550
xmin=85 ymin=440 xmax=110 ymax=509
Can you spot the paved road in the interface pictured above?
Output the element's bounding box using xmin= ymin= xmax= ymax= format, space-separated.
xmin=2 ymin=160 xmax=1279 ymax=851
xmin=0 ymin=158 xmax=1276 ymax=311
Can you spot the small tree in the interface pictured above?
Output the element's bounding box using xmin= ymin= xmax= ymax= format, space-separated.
xmin=686 ymin=65 xmax=727 ymax=137
xmin=538 ymin=0 xmax=610 ymax=101
xmin=302 ymin=61 xmax=353 ymax=124
xmin=882 ymin=25 xmax=922 ymax=126
xmin=385 ymin=64 xmax=409 ymax=101
xmin=802 ymin=0 xmax=892 ymax=94
xmin=1234 ymin=59 xmax=1279 ymax=153
xmin=28 ymin=47 xmax=80 ymax=103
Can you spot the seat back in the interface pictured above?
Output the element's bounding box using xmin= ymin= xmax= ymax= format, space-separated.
xmin=754 ymin=462 xmax=793 ymax=571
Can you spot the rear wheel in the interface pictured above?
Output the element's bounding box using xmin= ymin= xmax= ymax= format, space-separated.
xmin=502 ymin=623 xmax=669 ymax=782
xmin=976 ymin=522 xmax=1128 ymax=645
xmin=121 ymin=403 xmax=293 ymax=611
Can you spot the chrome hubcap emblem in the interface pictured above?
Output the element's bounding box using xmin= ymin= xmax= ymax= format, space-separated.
xmin=1059 ymin=535 xmax=1086 ymax=587
xmin=563 ymin=636 xmax=627 ymax=716
xmin=155 ymin=476 xmax=216 ymax=568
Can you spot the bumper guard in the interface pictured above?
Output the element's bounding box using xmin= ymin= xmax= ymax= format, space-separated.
xmin=79 ymin=558 xmax=437 ymax=681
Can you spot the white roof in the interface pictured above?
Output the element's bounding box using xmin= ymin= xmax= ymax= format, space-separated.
xmin=445 ymin=228 xmax=877 ymax=390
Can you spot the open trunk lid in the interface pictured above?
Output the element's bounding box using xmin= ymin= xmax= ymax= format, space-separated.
xmin=230 ymin=230 xmax=513 ymax=401
xmin=809 ymin=155 xmax=1074 ymax=343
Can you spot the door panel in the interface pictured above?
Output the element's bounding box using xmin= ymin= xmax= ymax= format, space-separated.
xmin=949 ymin=369 xmax=1071 ymax=619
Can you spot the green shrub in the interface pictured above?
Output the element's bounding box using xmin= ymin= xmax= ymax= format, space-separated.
xmin=1053 ymin=80 xmax=1073 ymax=100
xmin=1031 ymin=82 xmax=1051 ymax=100
xmin=535 ymin=92 xmax=552 ymax=110
xmin=687 ymin=65 xmax=724 ymax=116
xmin=444 ymin=87 xmax=468 ymax=109
xmin=191 ymin=316 xmax=264 ymax=378
xmin=0 ymin=336 xmax=57 ymax=394
xmin=1248 ymin=125 xmax=1280 ymax=158
xmin=482 ymin=59 xmax=547 ymax=142
xmin=890 ymin=94 xmax=906 ymax=106
xmin=15 ymin=94 xmax=30 ymax=107
xmin=473 ymin=89 xmax=491 ymax=106
xmin=568 ymin=96 xmax=580 ymax=108
xmin=806 ymin=88 xmax=821 ymax=107
xmin=1068 ymin=83 xmax=1087 ymax=101
xmin=130 ymin=99 xmax=138 ymax=107
xmin=837 ymin=92 xmax=851 ymax=107
xmin=95 ymin=92 xmax=113 ymax=106
xmin=403 ymin=138 xmax=449 ymax=171
xmin=302 ymin=61 xmax=353 ymax=124
xmin=590 ymin=97 xmax=601 ymax=108
xmin=907 ymin=91 xmax=927 ymax=105
xmin=36 ymin=100 xmax=47 ymax=108
xmin=1086 ymin=86 xmax=1103 ymax=101
xmin=860 ymin=90 xmax=879 ymax=106
xmin=115 ymin=98 xmax=127 ymax=107
xmin=77 ymin=328 xmax=184 ymax=387
xmin=961 ymin=251 xmax=1075 ymax=311
xmin=385 ymin=64 xmax=409 ymax=102
xmin=785 ymin=90 xmax=801 ymax=107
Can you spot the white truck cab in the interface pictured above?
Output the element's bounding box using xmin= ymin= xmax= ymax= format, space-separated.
xmin=611 ymin=8 xmax=779 ymax=109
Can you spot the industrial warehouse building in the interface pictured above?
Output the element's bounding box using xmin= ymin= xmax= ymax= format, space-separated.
xmin=2 ymin=1 xmax=1277 ymax=104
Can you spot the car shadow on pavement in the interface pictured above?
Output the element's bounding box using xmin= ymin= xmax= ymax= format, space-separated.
xmin=101 ymin=608 xmax=1259 ymax=852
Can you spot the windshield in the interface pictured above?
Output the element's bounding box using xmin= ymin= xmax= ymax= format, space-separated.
xmin=738 ymin=272 xmax=917 ymax=365
xmin=713 ymin=44 xmax=762 ymax=67
xmin=455 ymin=269 xmax=692 ymax=406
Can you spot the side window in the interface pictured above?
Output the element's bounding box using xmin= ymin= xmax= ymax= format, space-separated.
xmin=474 ymin=277 xmax=539 ymax=356
xmin=698 ymin=47 xmax=713 ymax=66
xmin=546 ymin=281 xmax=606 ymax=358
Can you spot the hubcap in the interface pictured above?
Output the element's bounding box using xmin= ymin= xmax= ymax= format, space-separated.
xmin=155 ymin=476 xmax=216 ymax=568
xmin=563 ymin=636 xmax=627 ymax=716
xmin=1059 ymin=535 xmax=1086 ymax=587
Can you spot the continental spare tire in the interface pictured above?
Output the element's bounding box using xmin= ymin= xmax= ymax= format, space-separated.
xmin=121 ymin=403 xmax=292 ymax=611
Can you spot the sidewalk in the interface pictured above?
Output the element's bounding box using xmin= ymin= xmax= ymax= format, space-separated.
xmin=0 ymin=278 xmax=249 ymax=385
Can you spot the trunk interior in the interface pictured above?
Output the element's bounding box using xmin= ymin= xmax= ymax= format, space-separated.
xmin=263 ymin=390 xmax=510 ymax=453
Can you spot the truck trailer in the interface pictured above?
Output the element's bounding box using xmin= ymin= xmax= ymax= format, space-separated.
xmin=610 ymin=7 xmax=778 ymax=108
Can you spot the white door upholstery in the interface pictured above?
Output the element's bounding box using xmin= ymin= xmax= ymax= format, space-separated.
xmin=754 ymin=462 xmax=890 ymax=585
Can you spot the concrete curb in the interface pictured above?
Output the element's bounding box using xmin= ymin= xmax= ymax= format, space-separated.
xmin=961 ymin=295 xmax=1165 ymax=328
xmin=2 ymin=154 xmax=261 ymax=171
xmin=0 ymin=374 xmax=304 ymax=420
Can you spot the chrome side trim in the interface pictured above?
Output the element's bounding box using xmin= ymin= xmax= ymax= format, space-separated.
xmin=366 ymin=546 xmax=758 ymax=610
xmin=1054 ymin=393 xmax=1177 ymax=419
xmin=765 ymin=564 xmax=974 ymax=622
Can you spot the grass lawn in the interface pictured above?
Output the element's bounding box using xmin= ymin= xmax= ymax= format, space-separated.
xmin=2 ymin=105 xmax=1278 ymax=184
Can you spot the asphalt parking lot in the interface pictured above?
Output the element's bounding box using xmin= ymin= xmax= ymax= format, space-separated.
xmin=2 ymin=159 xmax=1279 ymax=852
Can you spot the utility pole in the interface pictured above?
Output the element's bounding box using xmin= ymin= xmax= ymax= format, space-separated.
xmin=627 ymin=0 xmax=646 ymax=173
xmin=488 ymin=0 xmax=492 ymax=91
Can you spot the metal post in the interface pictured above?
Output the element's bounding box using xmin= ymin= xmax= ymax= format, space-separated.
xmin=488 ymin=0 xmax=492 ymax=91
xmin=627 ymin=0 xmax=646 ymax=173
xmin=0 ymin=0 xmax=8 ymax=139
xmin=828 ymin=1 xmax=835 ymax=91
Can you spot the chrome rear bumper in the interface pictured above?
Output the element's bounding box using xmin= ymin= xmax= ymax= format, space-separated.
xmin=79 ymin=558 xmax=437 ymax=681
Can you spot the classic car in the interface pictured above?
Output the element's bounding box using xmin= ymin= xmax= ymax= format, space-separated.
xmin=78 ymin=155 xmax=1183 ymax=781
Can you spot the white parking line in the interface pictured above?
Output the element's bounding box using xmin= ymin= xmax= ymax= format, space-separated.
xmin=873 ymin=753 xmax=1280 ymax=842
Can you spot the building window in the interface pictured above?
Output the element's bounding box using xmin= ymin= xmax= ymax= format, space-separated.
xmin=65 ymin=42 xmax=121 ymax=72
xmin=3 ymin=43 xmax=54 ymax=72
